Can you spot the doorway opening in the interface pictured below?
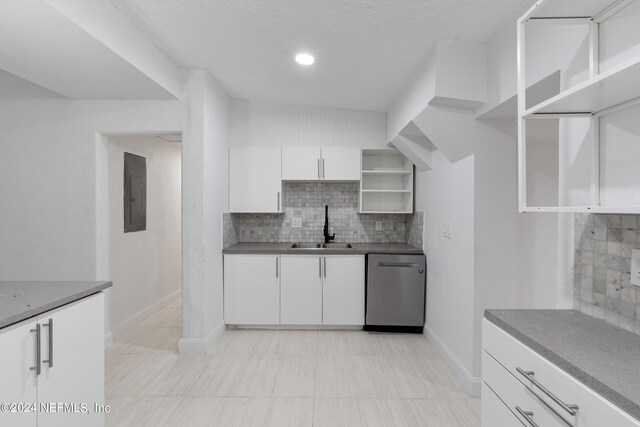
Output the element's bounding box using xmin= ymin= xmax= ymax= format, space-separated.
xmin=99 ymin=133 xmax=182 ymax=354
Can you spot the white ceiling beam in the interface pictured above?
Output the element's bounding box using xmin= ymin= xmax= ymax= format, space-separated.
xmin=44 ymin=0 xmax=185 ymax=98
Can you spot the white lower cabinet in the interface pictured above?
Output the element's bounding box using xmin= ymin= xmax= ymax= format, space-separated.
xmin=482 ymin=319 xmax=640 ymax=427
xmin=323 ymin=255 xmax=364 ymax=325
xmin=280 ymin=256 xmax=323 ymax=324
xmin=224 ymin=255 xmax=281 ymax=325
xmin=279 ymin=255 xmax=364 ymax=326
xmin=224 ymin=254 xmax=365 ymax=326
xmin=0 ymin=292 xmax=105 ymax=427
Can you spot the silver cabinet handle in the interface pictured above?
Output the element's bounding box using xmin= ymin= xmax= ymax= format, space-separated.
xmin=276 ymin=258 xmax=279 ymax=278
xmin=322 ymin=159 xmax=325 ymax=179
xmin=277 ymin=192 xmax=280 ymax=212
xmin=30 ymin=324 xmax=41 ymax=375
xmin=516 ymin=367 xmax=578 ymax=416
xmin=324 ymin=257 xmax=327 ymax=278
xmin=319 ymin=257 xmax=322 ymax=278
xmin=318 ymin=159 xmax=320 ymax=179
xmin=43 ymin=318 xmax=53 ymax=368
xmin=515 ymin=407 xmax=539 ymax=427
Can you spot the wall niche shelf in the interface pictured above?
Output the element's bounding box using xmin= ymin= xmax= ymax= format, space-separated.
xmin=517 ymin=0 xmax=640 ymax=214
xmin=360 ymin=149 xmax=414 ymax=214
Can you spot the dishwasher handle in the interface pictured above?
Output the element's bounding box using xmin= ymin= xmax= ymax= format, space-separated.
xmin=375 ymin=262 xmax=423 ymax=268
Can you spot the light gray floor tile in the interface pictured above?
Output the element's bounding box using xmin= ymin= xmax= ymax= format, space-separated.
xmin=263 ymin=397 xmax=314 ymax=427
xmin=313 ymin=398 xmax=363 ymax=427
xmin=105 ymin=299 xmax=479 ymax=427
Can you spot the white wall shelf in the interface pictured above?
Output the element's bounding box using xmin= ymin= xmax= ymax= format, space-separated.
xmin=524 ymin=54 xmax=640 ymax=116
xmin=517 ymin=0 xmax=640 ymax=214
xmin=360 ymin=149 xmax=414 ymax=213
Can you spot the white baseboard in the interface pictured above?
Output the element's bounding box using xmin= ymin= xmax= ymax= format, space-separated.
xmin=104 ymin=332 xmax=113 ymax=348
xmin=110 ymin=289 xmax=181 ymax=338
xmin=424 ymin=323 xmax=482 ymax=397
xmin=179 ymin=320 xmax=225 ymax=355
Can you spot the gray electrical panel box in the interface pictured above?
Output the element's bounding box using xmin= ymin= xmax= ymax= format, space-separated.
xmin=124 ymin=152 xmax=146 ymax=233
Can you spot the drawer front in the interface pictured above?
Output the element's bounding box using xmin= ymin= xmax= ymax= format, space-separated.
xmin=483 ymin=319 xmax=640 ymax=427
xmin=483 ymin=350 xmax=566 ymax=427
xmin=481 ymin=382 xmax=525 ymax=427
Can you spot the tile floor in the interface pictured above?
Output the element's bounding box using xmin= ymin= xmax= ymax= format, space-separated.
xmin=105 ymin=299 xmax=480 ymax=426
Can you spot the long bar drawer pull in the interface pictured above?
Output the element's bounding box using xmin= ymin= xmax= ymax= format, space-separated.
xmin=516 ymin=367 xmax=579 ymax=416
xmin=515 ymin=406 xmax=539 ymax=427
xmin=43 ymin=318 xmax=53 ymax=368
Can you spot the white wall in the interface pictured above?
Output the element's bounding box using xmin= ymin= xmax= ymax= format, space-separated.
xmin=418 ymin=150 xmax=476 ymax=382
xmin=230 ymin=99 xmax=387 ymax=148
xmin=0 ymin=70 xmax=230 ymax=355
xmin=106 ymin=134 xmax=181 ymax=336
xmin=0 ymin=73 xmax=182 ymax=282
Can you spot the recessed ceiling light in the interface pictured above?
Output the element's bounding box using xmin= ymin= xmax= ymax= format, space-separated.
xmin=295 ymin=53 xmax=315 ymax=66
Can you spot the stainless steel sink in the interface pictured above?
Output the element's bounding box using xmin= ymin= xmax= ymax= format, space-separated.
xmin=289 ymin=243 xmax=354 ymax=249
xmin=322 ymin=243 xmax=354 ymax=249
xmin=290 ymin=243 xmax=322 ymax=249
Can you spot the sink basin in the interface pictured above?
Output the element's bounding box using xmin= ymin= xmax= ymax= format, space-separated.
xmin=322 ymin=243 xmax=354 ymax=249
xmin=290 ymin=243 xmax=322 ymax=249
xmin=289 ymin=243 xmax=354 ymax=249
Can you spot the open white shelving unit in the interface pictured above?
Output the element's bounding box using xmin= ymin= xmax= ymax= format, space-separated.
xmin=360 ymin=149 xmax=414 ymax=213
xmin=517 ymin=0 xmax=640 ymax=213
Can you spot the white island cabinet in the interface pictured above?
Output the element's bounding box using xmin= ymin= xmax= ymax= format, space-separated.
xmin=0 ymin=292 xmax=105 ymax=427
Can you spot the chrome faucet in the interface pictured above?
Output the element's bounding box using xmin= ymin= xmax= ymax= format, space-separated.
xmin=323 ymin=205 xmax=335 ymax=244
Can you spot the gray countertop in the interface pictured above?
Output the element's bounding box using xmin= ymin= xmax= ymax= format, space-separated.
xmin=485 ymin=309 xmax=640 ymax=421
xmin=222 ymin=242 xmax=424 ymax=255
xmin=0 ymin=281 xmax=112 ymax=329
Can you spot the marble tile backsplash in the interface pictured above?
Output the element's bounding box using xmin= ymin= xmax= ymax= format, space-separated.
xmin=573 ymin=213 xmax=640 ymax=334
xmin=223 ymin=182 xmax=423 ymax=247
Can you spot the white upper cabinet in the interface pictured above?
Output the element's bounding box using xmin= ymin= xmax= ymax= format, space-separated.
xmin=229 ymin=147 xmax=282 ymax=213
xmin=321 ymin=148 xmax=361 ymax=181
xmin=281 ymin=147 xmax=360 ymax=181
xmin=282 ymin=148 xmax=322 ymax=181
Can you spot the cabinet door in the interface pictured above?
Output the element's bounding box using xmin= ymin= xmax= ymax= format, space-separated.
xmin=282 ymin=147 xmax=322 ymax=181
xmin=38 ymin=293 xmax=105 ymax=427
xmin=229 ymin=147 xmax=282 ymax=213
xmin=224 ymin=255 xmax=280 ymax=324
xmin=280 ymin=256 xmax=323 ymax=325
xmin=321 ymin=148 xmax=361 ymax=181
xmin=0 ymin=319 xmax=38 ymax=427
xmin=323 ymin=255 xmax=365 ymax=325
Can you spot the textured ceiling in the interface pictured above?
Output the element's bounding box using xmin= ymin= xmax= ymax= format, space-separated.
xmin=120 ymin=0 xmax=533 ymax=111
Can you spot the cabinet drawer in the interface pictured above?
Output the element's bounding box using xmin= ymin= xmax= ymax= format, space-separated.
xmin=481 ymin=382 xmax=524 ymax=427
xmin=483 ymin=350 xmax=566 ymax=427
xmin=483 ymin=319 xmax=640 ymax=427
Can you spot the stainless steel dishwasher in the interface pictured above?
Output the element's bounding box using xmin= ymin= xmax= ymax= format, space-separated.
xmin=365 ymin=253 xmax=426 ymax=333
